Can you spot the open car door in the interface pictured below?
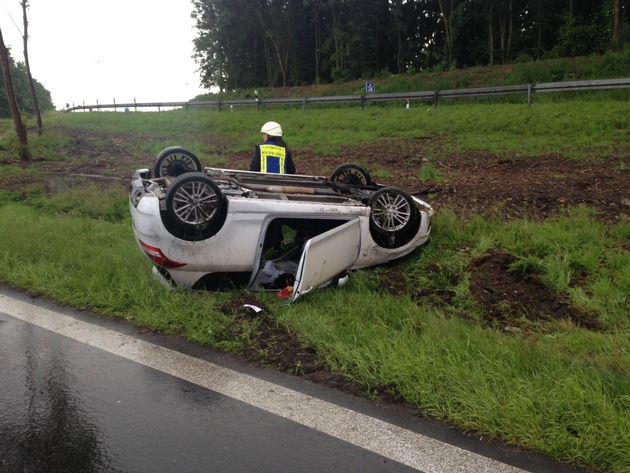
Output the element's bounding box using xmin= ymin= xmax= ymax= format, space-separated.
xmin=291 ymin=219 xmax=361 ymax=302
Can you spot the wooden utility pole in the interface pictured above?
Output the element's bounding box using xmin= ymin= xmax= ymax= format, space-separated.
xmin=0 ymin=27 xmax=28 ymax=153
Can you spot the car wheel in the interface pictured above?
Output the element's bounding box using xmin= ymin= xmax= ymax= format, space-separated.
xmin=154 ymin=146 xmax=202 ymax=179
xmin=165 ymin=172 xmax=225 ymax=239
xmin=330 ymin=164 xmax=372 ymax=187
xmin=368 ymin=186 xmax=419 ymax=242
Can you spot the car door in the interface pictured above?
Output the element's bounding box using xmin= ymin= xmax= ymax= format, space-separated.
xmin=291 ymin=219 xmax=361 ymax=302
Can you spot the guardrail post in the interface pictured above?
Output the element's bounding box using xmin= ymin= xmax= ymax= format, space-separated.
xmin=134 ymin=97 xmax=138 ymax=112
xmin=218 ymin=101 xmax=222 ymax=112
xmin=360 ymin=94 xmax=365 ymax=110
xmin=303 ymin=98 xmax=307 ymax=111
xmin=433 ymin=91 xmax=439 ymax=108
xmin=256 ymin=98 xmax=260 ymax=112
xmin=527 ymin=84 xmax=533 ymax=106
xmin=113 ymin=98 xmax=117 ymax=112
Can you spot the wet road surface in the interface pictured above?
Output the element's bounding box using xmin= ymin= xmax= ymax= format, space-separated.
xmin=0 ymin=287 xmax=588 ymax=473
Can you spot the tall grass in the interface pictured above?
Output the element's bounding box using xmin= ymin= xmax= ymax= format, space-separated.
xmin=0 ymin=204 xmax=240 ymax=346
xmin=278 ymin=290 xmax=629 ymax=470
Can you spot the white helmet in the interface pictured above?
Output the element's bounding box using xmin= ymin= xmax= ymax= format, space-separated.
xmin=261 ymin=121 xmax=283 ymax=136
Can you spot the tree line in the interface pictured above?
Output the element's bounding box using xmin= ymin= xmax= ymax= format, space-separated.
xmin=192 ymin=0 xmax=629 ymax=91
xmin=0 ymin=51 xmax=53 ymax=119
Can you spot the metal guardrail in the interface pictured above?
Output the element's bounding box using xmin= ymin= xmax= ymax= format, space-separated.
xmin=66 ymin=78 xmax=630 ymax=112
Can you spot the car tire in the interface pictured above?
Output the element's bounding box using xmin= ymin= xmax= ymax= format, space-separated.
xmin=330 ymin=164 xmax=372 ymax=187
xmin=164 ymin=172 xmax=225 ymax=240
xmin=154 ymin=146 xmax=202 ymax=179
xmin=368 ymin=187 xmax=420 ymax=248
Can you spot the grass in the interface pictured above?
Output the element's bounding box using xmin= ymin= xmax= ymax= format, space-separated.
xmin=29 ymin=97 xmax=629 ymax=164
xmin=279 ymin=291 xmax=629 ymax=466
xmin=1 ymin=95 xmax=629 ymax=472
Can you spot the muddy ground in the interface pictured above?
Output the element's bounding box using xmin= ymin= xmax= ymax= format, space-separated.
xmin=2 ymin=135 xmax=629 ymax=404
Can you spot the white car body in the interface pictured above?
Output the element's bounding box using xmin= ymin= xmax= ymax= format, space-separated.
xmin=129 ymin=148 xmax=433 ymax=302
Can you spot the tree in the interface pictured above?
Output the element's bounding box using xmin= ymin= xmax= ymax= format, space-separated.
xmin=496 ymin=0 xmax=515 ymax=63
xmin=305 ymin=0 xmax=323 ymax=84
xmin=485 ymin=0 xmax=495 ymax=65
xmin=404 ymin=1 xmax=443 ymax=71
xmin=1 ymin=61 xmax=53 ymax=116
xmin=0 ymin=27 xmax=27 ymax=154
xmin=191 ymin=0 xmax=628 ymax=90
xmin=519 ymin=0 xmax=565 ymax=59
xmin=612 ymin=0 xmax=629 ymax=42
xmin=437 ymin=0 xmax=458 ymax=66
xmin=324 ymin=0 xmax=350 ymax=80
xmin=556 ymin=2 xmax=610 ymax=56
xmin=319 ymin=0 xmax=394 ymax=80
xmin=256 ymin=0 xmax=293 ymax=87
xmin=193 ymin=0 xmax=257 ymax=91
xmin=21 ymin=0 xmax=42 ymax=136
xmin=613 ymin=0 xmax=622 ymax=41
xmin=389 ymin=0 xmax=409 ymax=73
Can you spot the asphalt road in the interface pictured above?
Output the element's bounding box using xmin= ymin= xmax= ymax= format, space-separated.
xmin=0 ymin=286 xmax=589 ymax=473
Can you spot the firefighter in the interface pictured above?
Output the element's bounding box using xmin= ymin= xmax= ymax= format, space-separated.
xmin=250 ymin=121 xmax=296 ymax=174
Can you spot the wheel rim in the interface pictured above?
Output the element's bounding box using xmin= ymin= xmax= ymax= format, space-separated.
xmin=160 ymin=154 xmax=198 ymax=177
xmin=371 ymin=192 xmax=412 ymax=232
xmin=171 ymin=180 xmax=219 ymax=225
xmin=337 ymin=169 xmax=365 ymax=185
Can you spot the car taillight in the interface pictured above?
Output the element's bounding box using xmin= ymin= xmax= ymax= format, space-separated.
xmin=139 ymin=241 xmax=186 ymax=269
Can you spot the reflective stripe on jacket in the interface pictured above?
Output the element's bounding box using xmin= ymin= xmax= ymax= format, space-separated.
xmin=259 ymin=144 xmax=287 ymax=174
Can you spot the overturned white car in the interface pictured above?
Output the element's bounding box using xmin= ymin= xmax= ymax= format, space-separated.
xmin=129 ymin=147 xmax=433 ymax=302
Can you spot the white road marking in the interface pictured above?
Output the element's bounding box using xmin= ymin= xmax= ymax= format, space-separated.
xmin=1 ymin=294 xmax=528 ymax=473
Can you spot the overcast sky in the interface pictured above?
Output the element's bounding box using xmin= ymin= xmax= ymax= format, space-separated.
xmin=1 ymin=0 xmax=208 ymax=109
